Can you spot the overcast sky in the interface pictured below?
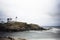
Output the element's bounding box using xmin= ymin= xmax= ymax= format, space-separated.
xmin=0 ymin=0 xmax=60 ymax=26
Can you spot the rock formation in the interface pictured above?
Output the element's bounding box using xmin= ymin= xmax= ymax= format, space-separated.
xmin=0 ymin=21 xmax=47 ymax=32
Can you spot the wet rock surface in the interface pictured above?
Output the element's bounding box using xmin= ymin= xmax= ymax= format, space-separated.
xmin=0 ymin=37 xmax=26 ymax=40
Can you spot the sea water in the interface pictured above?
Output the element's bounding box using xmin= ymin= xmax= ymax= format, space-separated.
xmin=0 ymin=27 xmax=60 ymax=40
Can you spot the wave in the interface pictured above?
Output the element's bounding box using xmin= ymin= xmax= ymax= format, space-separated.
xmin=47 ymin=27 xmax=60 ymax=33
xmin=26 ymin=27 xmax=60 ymax=33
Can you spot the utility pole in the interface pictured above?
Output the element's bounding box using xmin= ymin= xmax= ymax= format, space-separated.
xmin=15 ymin=16 xmax=18 ymax=22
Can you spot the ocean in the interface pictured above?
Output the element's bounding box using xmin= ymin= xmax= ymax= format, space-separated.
xmin=0 ymin=27 xmax=60 ymax=40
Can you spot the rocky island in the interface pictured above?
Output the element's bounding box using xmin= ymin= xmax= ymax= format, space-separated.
xmin=0 ymin=21 xmax=47 ymax=32
xmin=0 ymin=17 xmax=48 ymax=32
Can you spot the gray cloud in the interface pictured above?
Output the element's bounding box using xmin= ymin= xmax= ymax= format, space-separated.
xmin=0 ymin=0 xmax=60 ymax=26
